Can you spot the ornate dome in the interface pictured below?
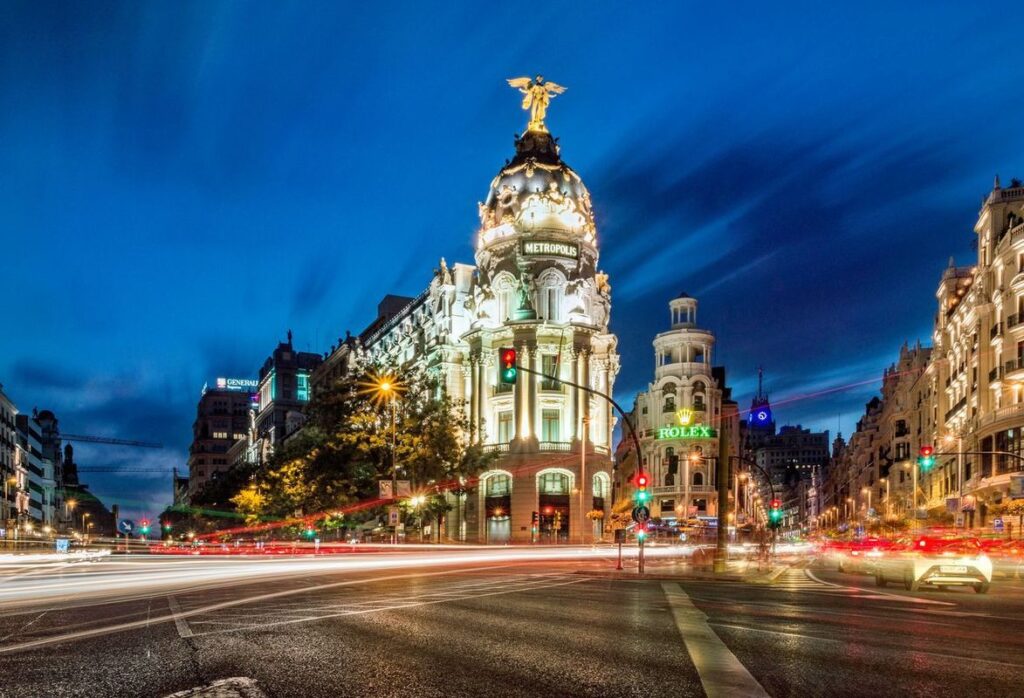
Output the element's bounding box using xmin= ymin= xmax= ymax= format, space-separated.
xmin=477 ymin=130 xmax=595 ymax=247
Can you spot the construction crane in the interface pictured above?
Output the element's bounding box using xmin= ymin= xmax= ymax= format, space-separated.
xmin=61 ymin=433 xmax=163 ymax=449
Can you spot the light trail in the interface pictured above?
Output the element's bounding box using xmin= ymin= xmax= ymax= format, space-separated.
xmin=0 ymin=545 xmax=685 ymax=611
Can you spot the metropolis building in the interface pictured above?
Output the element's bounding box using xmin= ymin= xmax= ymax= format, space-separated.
xmin=316 ymin=84 xmax=619 ymax=543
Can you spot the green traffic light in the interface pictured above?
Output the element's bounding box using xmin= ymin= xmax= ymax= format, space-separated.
xmin=635 ymin=490 xmax=649 ymax=503
xmin=502 ymin=368 xmax=517 ymax=382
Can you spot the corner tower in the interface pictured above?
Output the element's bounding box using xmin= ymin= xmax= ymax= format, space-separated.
xmin=461 ymin=79 xmax=619 ymax=544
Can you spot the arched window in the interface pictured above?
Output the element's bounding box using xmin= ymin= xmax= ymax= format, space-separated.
xmin=539 ymin=472 xmax=569 ymax=495
xmin=693 ymin=394 xmax=706 ymax=411
xmin=693 ymin=472 xmax=704 ymax=486
xmin=486 ymin=474 xmax=510 ymax=497
xmin=665 ymin=472 xmax=675 ymax=486
xmin=663 ymin=383 xmax=677 ymax=413
xmin=593 ymin=473 xmax=610 ymax=499
xmin=537 ymin=270 xmax=565 ymax=322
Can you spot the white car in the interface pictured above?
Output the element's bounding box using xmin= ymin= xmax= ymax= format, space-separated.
xmin=874 ymin=538 xmax=992 ymax=594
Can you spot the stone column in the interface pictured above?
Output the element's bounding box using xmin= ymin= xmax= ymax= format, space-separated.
xmin=479 ymin=353 xmax=490 ymax=443
xmin=565 ymin=348 xmax=576 ymax=444
xmin=528 ymin=345 xmax=539 ymax=443
xmin=468 ymin=358 xmax=479 ymax=443
xmin=516 ymin=343 xmax=529 ymax=440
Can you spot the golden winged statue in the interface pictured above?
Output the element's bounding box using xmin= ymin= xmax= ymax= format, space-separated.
xmin=507 ymin=75 xmax=566 ymax=132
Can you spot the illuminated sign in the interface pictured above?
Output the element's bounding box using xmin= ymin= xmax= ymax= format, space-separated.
xmin=521 ymin=240 xmax=579 ymax=259
xmin=216 ymin=377 xmax=259 ymax=391
xmin=657 ymin=425 xmax=716 ymax=440
xmin=676 ymin=409 xmax=694 ymax=426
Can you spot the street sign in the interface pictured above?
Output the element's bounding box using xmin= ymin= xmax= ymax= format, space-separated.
xmin=388 ymin=506 xmax=401 ymax=526
xmin=994 ymin=517 xmax=1005 ymax=532
xmin=55 ymin=538 xmax=69 ymax=553
xmin=396 ymin=480 xmax=412 ymax=497
xmin=614 ymin=529 xmax=626 ymax=543
xmin=631 ymin=506 xmax=650 ymax=524
xmin=117 ymin=519 xmax=135 ymax=535
xmin=379 ymin=481 xmax=394 ymax=499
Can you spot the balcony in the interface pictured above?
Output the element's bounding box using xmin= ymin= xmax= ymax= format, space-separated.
xmin=539 ymin=441 xmax=571 ymax=452
xmin=944 ymin=396 xmax=967 ymax=423
xmin=651 ymin=484 xmax=717 ymax=496
xmin=989 ymin=366 xmax=1004 ymax=384
xmin=1008 ymin=314 xmax=1024 ymax=332
xmin=1006 ymin=358 xmax=1024 ymax=381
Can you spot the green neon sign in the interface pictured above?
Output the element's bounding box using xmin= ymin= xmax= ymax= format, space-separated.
xmin=657 ymin=425 xmax=716 ymax=439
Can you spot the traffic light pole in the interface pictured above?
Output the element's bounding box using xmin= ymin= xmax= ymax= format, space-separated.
xmin=516 ymin=363 xmax=647 ymax=571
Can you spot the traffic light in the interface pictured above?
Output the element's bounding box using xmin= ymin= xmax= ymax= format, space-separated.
xmin=498 ymin=347 xmax=518 ymax=384
xmin=918 ymin=445 xmax=936 ymax=472
xmin=768 ymin=498 xmax=783 ymax=528
xmin=139 ymin=519 xmax=151 ymax=536
xmin=636 ymin=523 xmax=648 ymax=541
xmin=531 ymin=511 xmax=539 ymax=534
xmin=634 ymin=472 xmax=650 ymax=504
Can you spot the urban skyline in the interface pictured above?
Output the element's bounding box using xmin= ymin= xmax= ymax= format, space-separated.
xmin=3 ymin=4 xmax=1024 ymax=518
xmin=3 ymin=5 xmax=1024 ymax=697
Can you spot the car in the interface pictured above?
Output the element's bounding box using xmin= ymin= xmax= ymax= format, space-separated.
xmin=874 ymin=537 xmax=993 ymax=593
xmin=834 ymin=537 xmax=893 ymax=574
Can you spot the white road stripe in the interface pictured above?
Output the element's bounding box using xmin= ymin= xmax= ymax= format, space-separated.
xmin=166 ymin=596 xmax=194 ymax=638
xmin=661 ymin=582 xmax=769 ymax=698
xmin=804 ymin=569 xmax=955 ymax=606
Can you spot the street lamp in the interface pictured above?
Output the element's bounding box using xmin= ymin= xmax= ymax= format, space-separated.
xmin=82 ymin=512 xmax=90 ymax=537
xmin=862 ymin=487 xmax=872 ymax=520
xmin=364 ymin=371 xmax=406 ymax=540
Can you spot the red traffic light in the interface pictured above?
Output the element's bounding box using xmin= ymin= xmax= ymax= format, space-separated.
xmin=501 ymin=348 xmax=516 ymax=367
xmin=635 ymin=473 xmax=649 ymax=488
xmin=919 ymin=445 xmax=934 ymax=457
xmin=770 ymin=499 xmax=781 ymax=509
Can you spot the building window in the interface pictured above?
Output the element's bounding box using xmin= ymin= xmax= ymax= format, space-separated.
xmin=297 ymin=372 xmax=310 ymax=402
xmin=497 ymin=411 xmax=514 ymax=443
xmin=693 ymin=472 xmax=704 ymax=486
xmin=541 ymin=287 xmax=562 ymax=322
xmin=539 ymin=472 xmax=568 ymax=494
xmin=541 ymin=355 xmax=559 ymax=390
xmin=486 ymin=474 xmax=510 ymax=497
xmin=541 ymin=409 xmax=560 ymax=442
xmin=498 ymin=290 xmax=512 ymax=322
xmin=212 ymin=431 xmax=228 ymax=439
xmin=593 ymin=474 xmax=608 ymax=498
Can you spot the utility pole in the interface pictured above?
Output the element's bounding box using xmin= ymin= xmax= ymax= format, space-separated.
xmin=713 ymin=425 xmax=730 ymax=574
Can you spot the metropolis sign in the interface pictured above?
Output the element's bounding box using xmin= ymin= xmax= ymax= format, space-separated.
xmin=521 ymin=239 xmax=579 ymax=259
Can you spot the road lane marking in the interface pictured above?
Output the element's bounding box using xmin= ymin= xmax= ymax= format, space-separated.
xmin=804 ymin=569 xmax=955 ymax=606
xmin=166 ymin=596 xmax=194 ymax=638
xmin=708 ymin=621 xmax=1024 ymax=670
xmin=0 ymin=610 xmax=47 ymax=643
xmin=661 ymin=582 xmax=769 ymax=698
xmin=0 ymin=563 xmax=516 ymax=654
xmin=186 ymin=577 xmax=591 ymax=637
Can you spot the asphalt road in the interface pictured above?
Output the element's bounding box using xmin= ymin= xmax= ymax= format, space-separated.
xmin=1 ymin=553 xmax=1023 ymax=697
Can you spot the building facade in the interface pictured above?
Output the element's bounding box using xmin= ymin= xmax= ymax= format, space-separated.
xmin=188 ymin=385 xmax=254 ymax=497
xmin=320 ymin=106 xmax=619 ymax=543
xmin=254 ymin=332 xmax=322 ymax=454
xmin=820 ymin=177 xmax=1024 ymax=531
xmin=616 ymin=294 xmax=739 ymax=523
xmin=15 ymin=414 xmax=56 ymax=527
xmin=1 ymin=386 xmax=30 ymax=539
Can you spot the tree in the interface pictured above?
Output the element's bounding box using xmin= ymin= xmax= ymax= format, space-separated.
xmin=241 ymin=363 xmax=494 ymax=529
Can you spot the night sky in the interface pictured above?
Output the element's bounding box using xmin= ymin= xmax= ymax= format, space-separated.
xmin=2 ymin=2 xmax=1023 ymax=519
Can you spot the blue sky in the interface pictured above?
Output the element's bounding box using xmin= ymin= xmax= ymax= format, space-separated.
xmin=2 ymin=2 xmax=1023 ymax=518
